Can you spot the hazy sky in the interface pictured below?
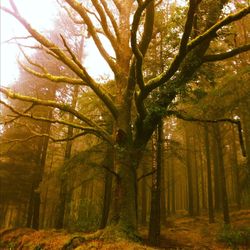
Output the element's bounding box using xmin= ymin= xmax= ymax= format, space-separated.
xmin=0 ymin=0 xmax=113 ymax=87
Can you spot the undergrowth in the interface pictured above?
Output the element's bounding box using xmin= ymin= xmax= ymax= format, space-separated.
xmin=217 ymin=225 xmax=250 ymax=250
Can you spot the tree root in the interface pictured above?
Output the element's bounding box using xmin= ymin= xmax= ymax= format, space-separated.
xmin=61 ymin=226 xmax=143 ymax=249
xmin=62 ymin=230 xmax=103 ymax=250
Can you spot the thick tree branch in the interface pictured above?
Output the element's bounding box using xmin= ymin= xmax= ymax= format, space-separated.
xmin=187 ymin=6 xmax=250 ymax=52
xmin=202 ymin=44 xmax=250 ymax=62
xmin=179 ymin=0 xmax=197 ymax=53
xmin=131 ymin=0 xmax=154 ymax=60
xmin=130 ymin=0 xmax=155 ymax=92
xmin=143 ymin=5 xmax=250 ymax=96
xmin=0 ymin=88 xmax=114 ymax=145
xmin=138 ymin=0 xmax=155 ymax=56
xmin=129 ymin=0 xmax=155 ymax=122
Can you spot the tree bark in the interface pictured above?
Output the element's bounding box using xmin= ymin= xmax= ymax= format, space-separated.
xmin=148 ymin=121 xmax=163 ymax=246
xmin=100 ymin=147 xmax=114 ymax=229
xmin=140 ymin=163 xmax=148 ymax=225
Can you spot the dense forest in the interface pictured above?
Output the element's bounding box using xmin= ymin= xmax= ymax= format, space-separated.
xmin=0 ymin=0 xmax=250 ymax=249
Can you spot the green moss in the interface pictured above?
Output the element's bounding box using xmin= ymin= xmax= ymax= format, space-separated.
xmin=101 ymin=225 xmax=142 ymax=243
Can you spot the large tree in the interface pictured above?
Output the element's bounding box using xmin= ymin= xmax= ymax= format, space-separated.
xmin=1 ymin=0 xmax=249 ymax=237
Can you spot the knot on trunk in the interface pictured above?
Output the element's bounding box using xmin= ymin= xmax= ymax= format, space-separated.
xmin=115 ymin=129 xmax=127 ymax=146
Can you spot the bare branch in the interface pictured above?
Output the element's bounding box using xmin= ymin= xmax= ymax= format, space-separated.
xmin=91 ymin=0 xmax=118 ymax=50
xmin=64 ymin=0 xmax=118 ymax=73
xmin=60 ymin=34 xmax=86 ymax=70
xmin=0 ymin=99 xmax=97 ymax=132
xmin=3 ymin=35 xmax=33 ymax=43
xmin=102 ymin=165 xmax=120 ymax=178
xmin=137 ymin=169 xmax=156 ymax=182
xmin=0 ymin=5 xmax=86 ymax=77
xmin=174 ymin=112 xmax=246 ymax=157
xmin=99 ymin=0 xmax=120 ymax=40
xmin=18 ymin=60 xmax=85 ymax=85
xmin=56 ymin=0 xmax=84 ymax=24
xmin=86 ymin=7 xmax=102 ymax=24
xmin=0 ymin=131 xmax=91 ymax=145
xmin=202 ymin=44 xmax=250 ymax=62
xmin=18 ymin=46 xmax=47 ymax=73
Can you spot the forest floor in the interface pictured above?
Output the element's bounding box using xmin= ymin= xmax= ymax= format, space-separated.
xmin=0 ymin=210 xmax=250 ymax=250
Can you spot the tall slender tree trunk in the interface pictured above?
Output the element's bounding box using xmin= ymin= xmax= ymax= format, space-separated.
xmin=167 ymin=157 xmax=171 ymax=215
xmin=26 ymin=113 xmax=51 ymax=229
xmin=161 ymin=156 xmax=167 ymax=225
xmin=231 ymin=126 xmax=241 ymax=209
xmin=204 ymin=124 xmax=215 ymax=223
xmin=194 ymin=146 xmax=200 ymax=216
xmin=240 ymin=104 xmax=250 ymax=199
xmin=26 ymin=181 xmax=35 ymax=227
xmin=214 ymin=124 xmax=230 ymax=224
xmin=185 ymin=126 xmax=194 ymax=216
xmin=33 ymin=127 xmax=50 ymax=229
xmin=241 ymin=103 xmax=250 ymax=172
xmin=170 ymin=157 xmax=176 ymax=215
xmin=148 ymin=121 xmax=163 ymax=245
xmin=200 ymin=154 xmax=206 ymax=210
xmin=55 ymin=85 xmax=79 ymax=229
xmin=212 ymin=125 xmax=222 ymax=212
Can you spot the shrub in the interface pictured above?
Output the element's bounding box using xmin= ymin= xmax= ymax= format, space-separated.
xmin=217 ymin=226 xmax=250 ymax=250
